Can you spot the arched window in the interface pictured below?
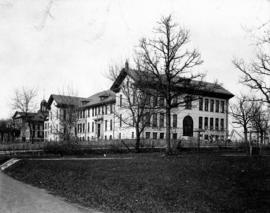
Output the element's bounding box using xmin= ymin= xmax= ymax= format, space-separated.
xmin=183 ymin=116 xmax=193 ymax=136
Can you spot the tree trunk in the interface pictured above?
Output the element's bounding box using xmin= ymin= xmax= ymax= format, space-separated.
xmin=165 ymin=107 xmax=172 ymax=154
xmin=135 ymin=126 xmax=140 ymax=153
xmin=244 ymin=128 xmax=251 ymax=156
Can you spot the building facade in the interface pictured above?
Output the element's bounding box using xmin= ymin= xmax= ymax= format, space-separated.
xmin=45 ymin=67 xmax=234 ymax=142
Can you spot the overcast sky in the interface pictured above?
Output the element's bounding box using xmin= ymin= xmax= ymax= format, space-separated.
xmin=0 ymin=0 xmax=270 ymax=119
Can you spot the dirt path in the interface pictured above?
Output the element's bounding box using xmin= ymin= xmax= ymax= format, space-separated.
xmin=0 ymin=172 xmax=101 ymax=213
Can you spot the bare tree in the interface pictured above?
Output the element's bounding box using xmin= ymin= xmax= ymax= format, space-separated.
xmin=135 ymin=15 xmax=204 ymax=153
xmin=233 ymin=23 xmax=270 ymax=103
xmin=250 ymin=102 xmax=269 ymax=145
xmin=11 ymin=87 xmax=38 ymax=143
xmin=230 ymin=95 xmax=256 ymax=154
xmin=109 ymin=63 xmax=159 ymax=152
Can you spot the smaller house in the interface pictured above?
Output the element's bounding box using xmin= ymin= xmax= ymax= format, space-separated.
xmin=12 ymin=100 xmax=48 ymax=142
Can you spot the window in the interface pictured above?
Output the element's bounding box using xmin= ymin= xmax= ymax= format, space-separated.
xmin=216 ymin=100 xmax=220 ymax=113
xmin=145 ymin=112 xmax=151 ymax=127
xmin=88 ymin=122 xmax=90 ymax=133
xmin=160 ymin=132 xmax=164 ymax=139
xmin=110 ymin=104 xmax=113 ymax=114
xmin=98 ymin=106 xmax=100 ymax=115
xmin=82 ymin=123 xmax=85 ymax=133
xmin=172 ymin=133 xmax=177 ymax=140
xmin=210 ymin=118 xmax=213 ymax=130
xmin=220 ymin=119 xmax=224 ymax=131
xmin=215 ymin=118 xmax=219 ymax=130
xmin=132 ymin=132 xmax=134 ymax=139
xmin=105 ymin=120 xmax=107 ymax=131
xmin=205 ymin=99 xmax=209 ymax=111
xmin=204 ymin=134 xmax=209 ymax=140
xmin=92 ymin=108 xmax=94 ymax=116
xmin=221 ymin=101 xmax=225 ymax=113
xmin=172 ymin=114 xmax=177 ymax=128
xmin=95 ymin=107 xmax=97 ymax=116
xmin=159 ymin=113 xmax=165 ymax=128
xmin=119 ymin=133 xmax=121 ymax=139
xmin=102 ymin=106 xmax=104 ymax=115
xmin=153 ymin=96 xmax=158 ymax=106
xmin=109 ymin=135 xmax=112 ymax=140
xmin=92 ymin=122 xmax=94 ymax=132
xmin=120 ymin=94 xmax=122 ymax=107
xmin=88 ymin=109 xmax=90 ymax=117
xmin=185 ymin=96 xmax=192 ymax=109
xmin=105 ymin=105 xmax=108 ymax=115
xmin=120 ymin=114 xmax=122 ymax=127
xmin=145 ymin=95 xmax=151 ymax=105
xmin=145 ymin=132 xmax=150 ymax=139
xmin=204 ymin=117 xmax=208 ymax=129
xmin=110 ymin=119 xmax=112 ymax=131
xmin=153 ymin=132 xmax=157 ymax=139
xmin=210 ymin=100 xmax=214 ymax=112
xmin=159 ymin=97 xmax=164 ymax=107
xmin=152 ymin=113 xmax=157 ymax=128
xmin=199 ymin=117 xmax=203 ymax=129
xmin=199 ymin=98 xmax=203 ymax=111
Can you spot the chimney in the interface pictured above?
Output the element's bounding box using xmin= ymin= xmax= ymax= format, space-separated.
xmin=125 ymin=60 xmax=129 ymax=71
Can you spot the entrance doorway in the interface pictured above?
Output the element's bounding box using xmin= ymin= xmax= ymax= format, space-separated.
xmin=183 ymin=116 xmax=193 ymax=136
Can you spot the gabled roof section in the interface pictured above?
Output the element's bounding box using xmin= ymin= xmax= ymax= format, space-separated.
xmin=83 ymin=90 xmax=116 ymax=108
xmin=110 ymin=68 xmax=234 ymax=99
xmin=12 ymin=111 xmax=46 ymax=122
xmin=47 ymin=94 xmax=87 ymax=108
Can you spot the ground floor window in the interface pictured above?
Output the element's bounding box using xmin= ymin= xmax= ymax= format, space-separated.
xmin=153 ymin=132 xmax=157 ymax=139
xmin=160 ymin=132 xmax=164 ymax=139
xmin=145 ymin=132 xmax=150 ymax=139
xmin=172 ymin=133 xmax=177 ymax=139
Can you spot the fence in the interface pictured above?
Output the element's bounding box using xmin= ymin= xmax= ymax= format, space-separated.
xmin=0 ymin=138 xmax=258 ymax=152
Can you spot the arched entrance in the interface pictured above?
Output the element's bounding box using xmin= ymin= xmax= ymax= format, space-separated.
xmin=183 ymin=116 xmax=193 ymax=136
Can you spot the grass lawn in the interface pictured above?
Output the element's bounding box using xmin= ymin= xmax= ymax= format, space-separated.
xmin=5 ymin=153 xmax=270 ymax=213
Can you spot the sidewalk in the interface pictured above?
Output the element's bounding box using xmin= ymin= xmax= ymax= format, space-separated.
xmin=0 ymin=172 xmax=101 ymax=213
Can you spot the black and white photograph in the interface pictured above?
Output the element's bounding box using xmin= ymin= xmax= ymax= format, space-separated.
xmin=0 ymin=0 xmax=270 ymax=212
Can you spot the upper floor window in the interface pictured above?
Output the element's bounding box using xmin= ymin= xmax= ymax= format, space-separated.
xmin=185 ymin=96 xmax=192 ymax=109
xmin=216 ymin=100 xmax=220 ymax=113
xmin=159 ymin=113 xmax=164 ymax=128
xmin=159 ymin=97 xmax=165 ymax=107
xmin=221 ymin=101 xmax=225 ymax=113
xmin=199 ymin=117 xmax=203 ymax=129
xmin=110 ymin=104 xmax=113 ymax=114
xmin=205 ymin=99 xmax=209 ymax=111
xmin=120 ymin=94 xmax=122 ymax=107
xmin=210 ymin=100 xmax=214 ymax=112
xmin=199 ymin=97 xmax=203 ymax=111
xmin=152 ymin=113 xmax=157 ymax=128
xmin=172 ymin=114 xmax=177 ymax=128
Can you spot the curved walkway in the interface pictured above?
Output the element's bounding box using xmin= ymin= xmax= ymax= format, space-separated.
xmin=0 ymin=172 xmax=101 ymax=213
